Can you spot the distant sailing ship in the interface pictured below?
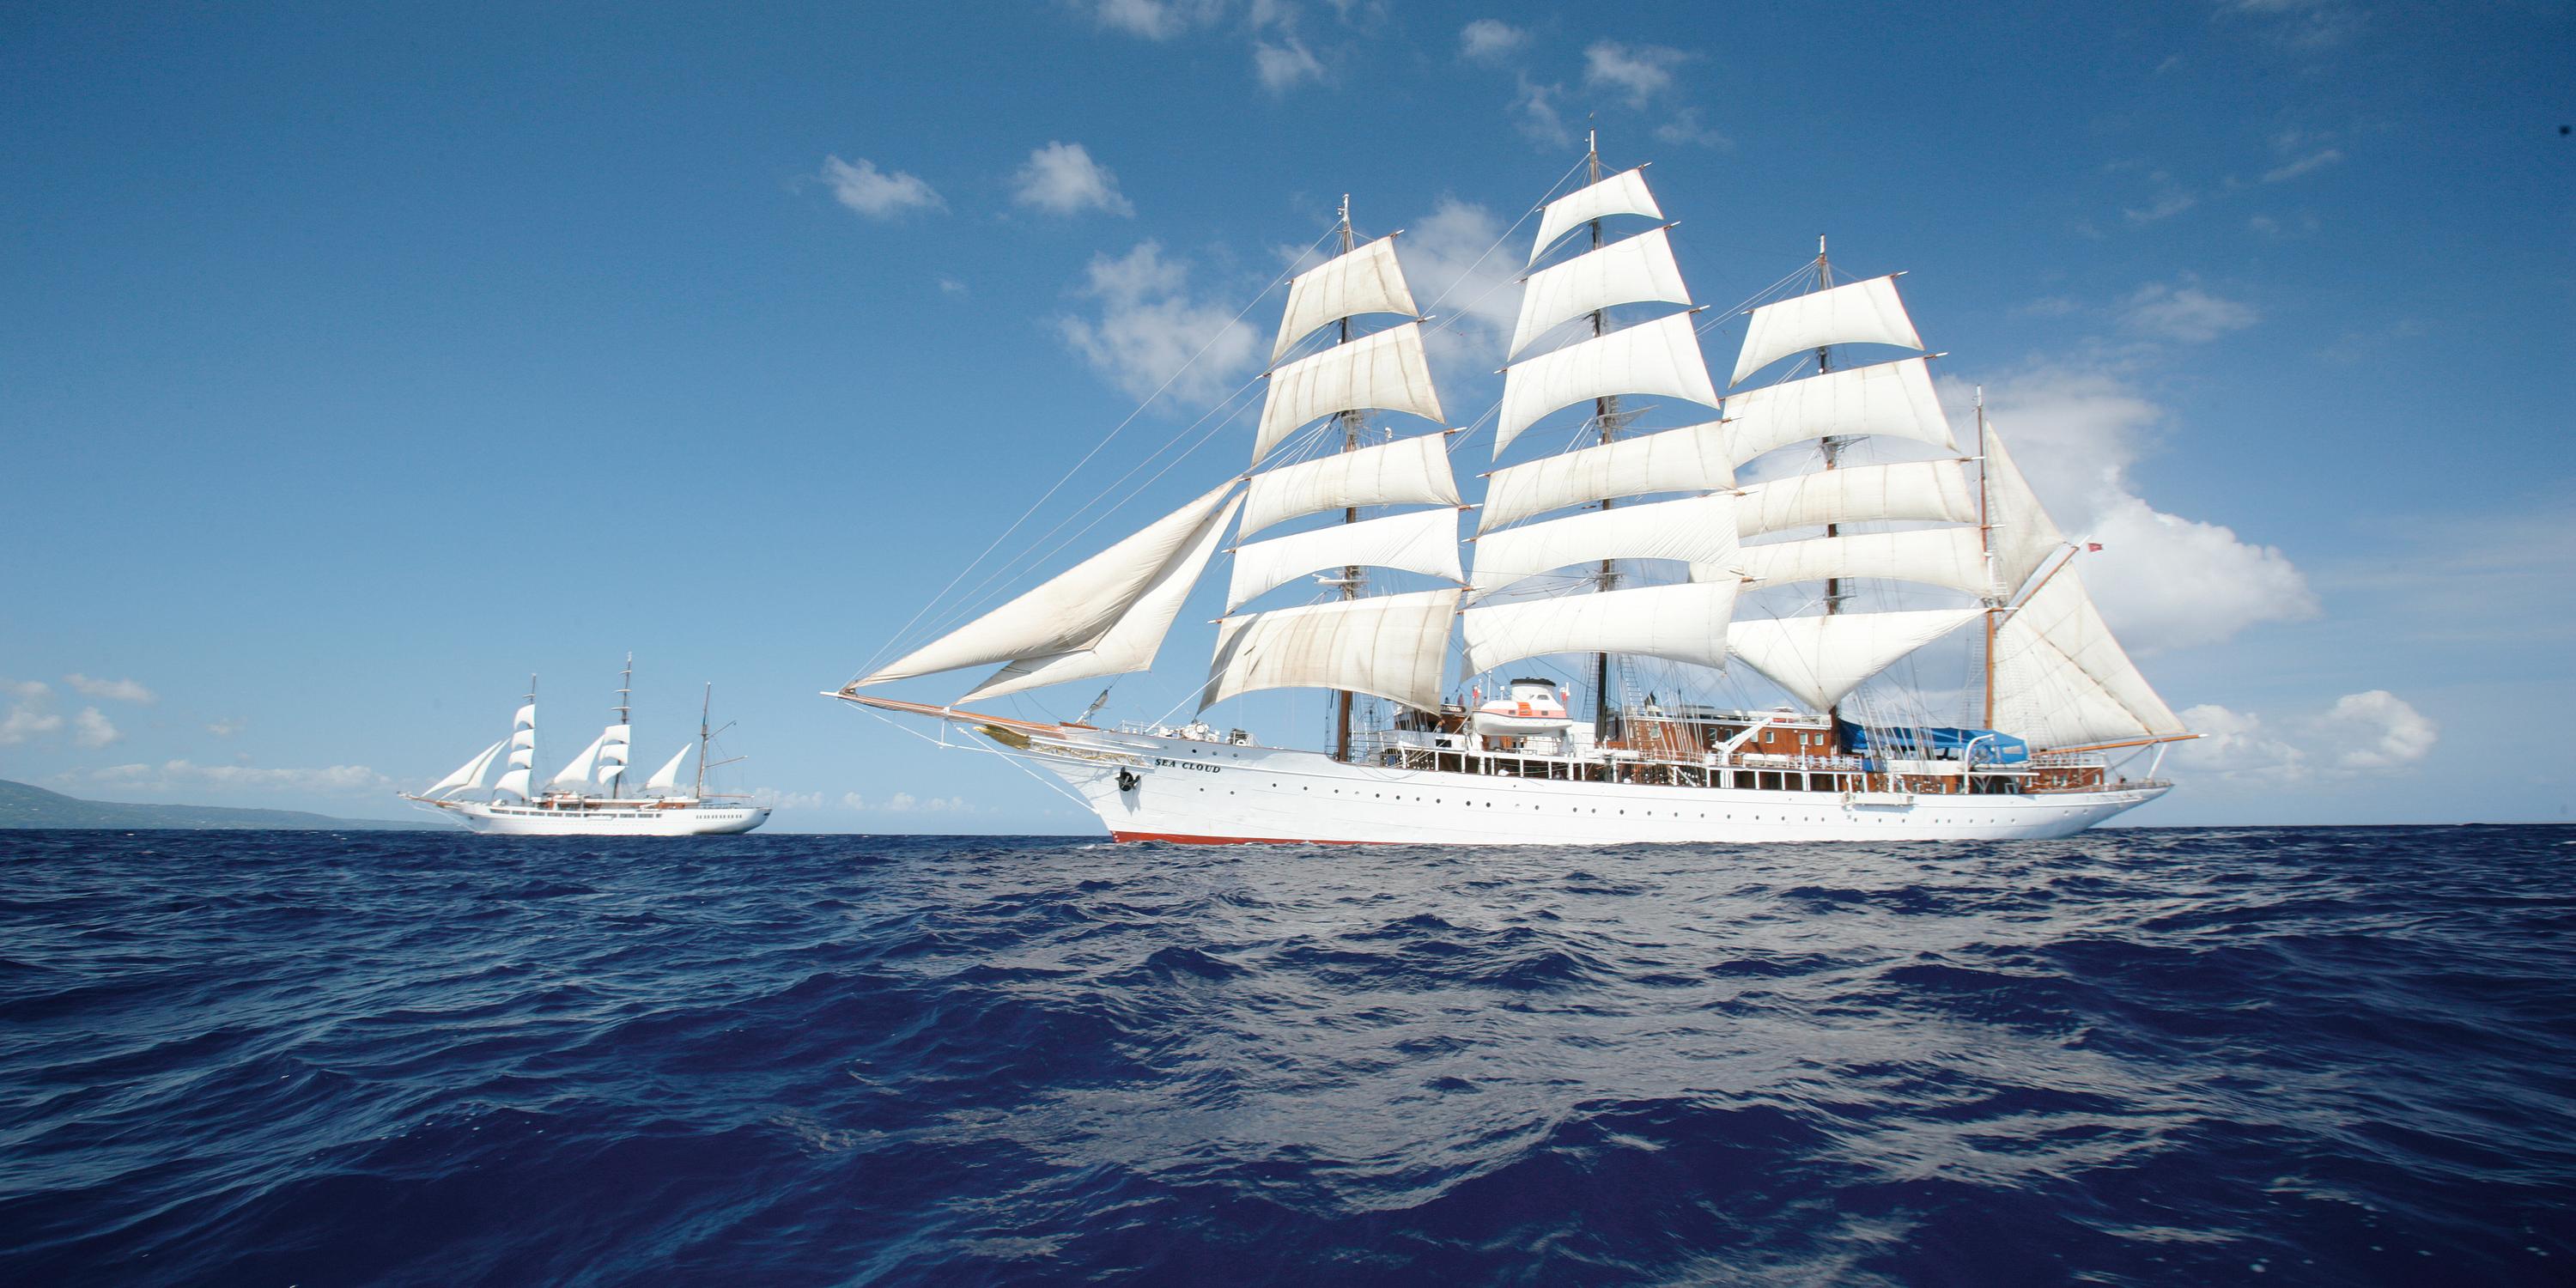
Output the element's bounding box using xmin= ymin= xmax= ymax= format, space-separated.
xmin=407 ymin=658 xmax=769 ymax=835
xmin=834 ymin=137 xmax=2196 ymax=844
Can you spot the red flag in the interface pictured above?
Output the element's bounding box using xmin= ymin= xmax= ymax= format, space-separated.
xmin=2086 ymin=542 xmax=2104 ymax=552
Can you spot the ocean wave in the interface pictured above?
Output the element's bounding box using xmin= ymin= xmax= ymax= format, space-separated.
xmin=1 ymin=827 xmax=2570 ymax=1285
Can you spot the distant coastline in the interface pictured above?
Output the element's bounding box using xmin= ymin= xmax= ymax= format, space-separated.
xmin=0 ymin=779 xmax=439 ymax=831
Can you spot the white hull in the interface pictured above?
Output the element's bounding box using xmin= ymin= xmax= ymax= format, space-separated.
xmin=1024 ymin=726 xmax=2163 ymax=845
xmin=414 ymin=799 xmax=770 ymax=835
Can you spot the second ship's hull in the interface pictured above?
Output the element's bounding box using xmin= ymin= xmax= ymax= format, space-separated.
xmin=1024 ymin=726 xmax=2164 ymax=845
xmin=427 ymin=800 xmax=771 ymax=835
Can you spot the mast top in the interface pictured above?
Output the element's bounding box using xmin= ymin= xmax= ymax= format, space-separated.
xmin=616 ymin=652 xmax=634 ymax=725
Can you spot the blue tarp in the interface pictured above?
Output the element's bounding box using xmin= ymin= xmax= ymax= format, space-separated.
xmin=1838 ymin=720 xmax=2029 ymax=765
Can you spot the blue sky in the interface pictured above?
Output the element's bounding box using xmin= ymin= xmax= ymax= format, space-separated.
xmin=3 ymin=1 xmax=2567 ymax=830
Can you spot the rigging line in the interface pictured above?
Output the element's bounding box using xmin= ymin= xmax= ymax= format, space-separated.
xmin=851 ymin=225 xmax=1340 ymax=683
xmin=1414 ymin=151 xmax=1590 ymax=319
xmin=852 ymin=705 xmax=1092 ymax=812
xmin=896 ymin=375 xmax=1262 ymax=645
xmin=1690 ymin=259 xmax=1817 ymax=345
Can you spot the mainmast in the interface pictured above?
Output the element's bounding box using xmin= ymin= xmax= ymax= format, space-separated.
xmin=1813 ymin=235 xmax=1844 ymax=738
xmin=695 ymin=683 xmax=712 ymax=799
xmin=612 ymin=652 xmax=633 ymax=799
xmin=1978 ymin=387 xmax=2000 ymax=732
xmin=1333 ymin=193 xmax=1361 ymax=764
xmin=1585 ymin=131 xmax=1623 ymax=749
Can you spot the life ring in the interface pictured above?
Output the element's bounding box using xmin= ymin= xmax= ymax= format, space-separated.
xmin=1116 ymin=769 xmax=1139 ymax=793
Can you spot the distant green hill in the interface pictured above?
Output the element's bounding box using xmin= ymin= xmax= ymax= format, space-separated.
xmin=0 ymin=779 xmax=440 ymax=830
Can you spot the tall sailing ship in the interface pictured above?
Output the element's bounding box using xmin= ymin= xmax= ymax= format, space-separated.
xmin=834 ymin=141 xmax=2195 ymax=845
xmin=406 ymin=659 xmax=770 ymax=835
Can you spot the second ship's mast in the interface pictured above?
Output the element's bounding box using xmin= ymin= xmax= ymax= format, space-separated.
xmin=611 ymin=653 xmax=632 ymax=799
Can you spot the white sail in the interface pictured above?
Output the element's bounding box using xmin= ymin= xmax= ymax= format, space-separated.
xmin=596 ymin=724 xmax=632 ymax=785
xmin=644 ymin=743 xmax=694 ymax=794
xmin=1202 ymin=588 xmax=1461 ymax=714
xmin=1721 ymin=357 xmax=1957 ymax=465
xmin=507 ymin=703 xmax=537 ymax=769
xmin=1730 ymin=275 xmax=1925 ymax=386
xmin=1990 ymin=568 xmax=2187 ymax=749
xmin=1510 ymin=226 xmax=1691 ymax=359
xmin=858 ymin=481 xmax=1240 ymax=686
xmin=1224 ymin=507 xmax=1462 ymax=612
xmin=1735 ymin=459 xmax=1979 ymax=538
xmin=1273 ymin=235 xmax=1419 ymax=362
xmin=1726 ymin=609 xmax=1983 ymax=714
xmin=1480 ymin=421 xmax=1733 ymax=532
xmin=1528 ymin=167 xmax=1663 ymax=265
xmin=548 ymin=730 xmax=611 ymax=792
xmin=427 ymin=739 xmax=506 ymax=798
xmin=1495 ymin=312 xmax=1721 ymax=455
xmin=1462 ymin=580 xmax=1739 ymax=676
xmin=1980 ymin=419 xmax=2066 ymax=596
xmin=1254 ymin=322 xmax=1445 ymax=466
xmin=1240 ymin=434 xmax=1462 ymax=539
xmin=1469 ymin=492 xmax=1739 ymax=600
xmin=1725 ymin=527 xmax=1994 ymax=598
xmin=492 ymin=768 xmax=532 ymax=799
xmin=959 ymin=495 xmax=1244 ymax=703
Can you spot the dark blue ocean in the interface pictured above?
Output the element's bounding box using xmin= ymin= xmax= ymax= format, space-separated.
xmin=3 ymin=828 xmax=2571 ymax=1285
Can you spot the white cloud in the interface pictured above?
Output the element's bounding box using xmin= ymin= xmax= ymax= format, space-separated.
xmin=1655 ymin=107 xmax=1729 ymax=149
xmin=71 ymin=707 xmax=119 ymax=749
xmin=884 ymin=791 xmax=975 ymax=813
xmin=1252 ymin=36 xmax=1325 ymax=91
xmin=1056 ymin=240 xmax=1262 ymax=406
xmin=8 ymin=679 xmax=50 ymax=701
xmin=750 ymin=787 xmax=826 ymax=811
xmin=2262 ymin=148 xmax=2344 ymax=182
xmin=1012 ymin=141 xmax=1135 ymax=216
xmin=837 ymin=789 xmax=977 ymax=813
xmin=1510 ymin=74 xmax=1571 ymax=147
xmin=2122 ymin=186 xmax=2197 ymax=224
xmin=207 ymin=718 xmax=246 ymax=737
xmin=67 ymin=759 xmax=396 ymax=794
xmin=1390 ymin=197 xmax=1522 ymax=386
xmin=2 ymin=704 xmax=64 ymax=744
xmin=2174 ymin=702 xmax=2307 ymax=782
xmin=937 ymin=276 xmax=968 ymax=295
xmin=2313 ymin=690 xmax=2437 ymax=771
xmin=1962 ymin=362 xmax=2318 ymax=653
xmin=2120 ymin=282 xmax=2258 ymax=343
xmin=1078 ymin=0 xmax=1223 ymax=39
xmin=65 ymin=673 xmax=156 ymax=704
xmin=2080 ymin=495 xmax=2317 ymax=650
xmin=1583 ymin=40 xmax=1690 ymax=106
xmin=818 ymin=155 xmax=945 ymax=220
xmin=2175 ymin=690 xmax=2437 ymax=781
xmin=1459 ymin=18 xmax=1526 ymax=62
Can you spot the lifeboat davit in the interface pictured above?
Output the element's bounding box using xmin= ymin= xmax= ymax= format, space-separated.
xmin=1470 ymin=677 xmax=1576 ymax=738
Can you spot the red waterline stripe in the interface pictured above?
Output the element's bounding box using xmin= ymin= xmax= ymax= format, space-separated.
xmin=1109 ymin=830 xmax=1393 ymax=847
